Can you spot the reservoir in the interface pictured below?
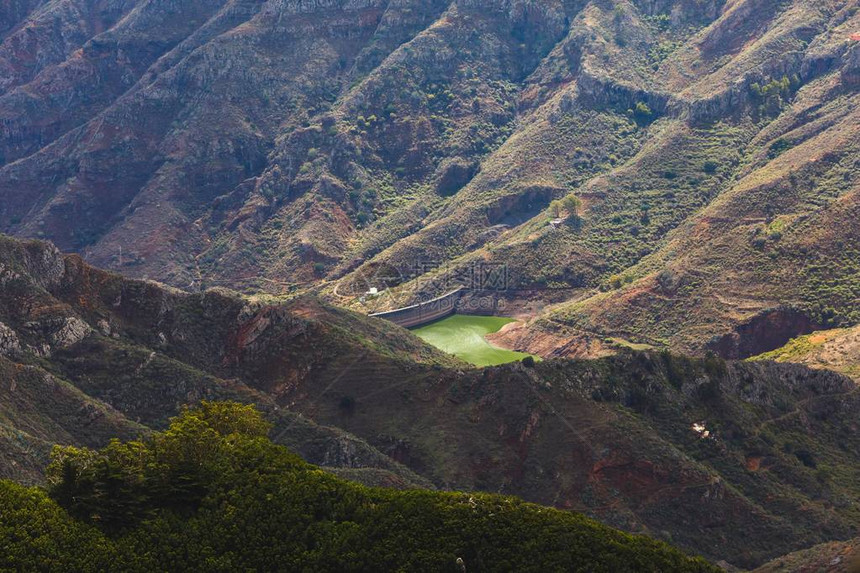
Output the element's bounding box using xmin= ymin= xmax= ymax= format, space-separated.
xmin=412 ymin=315 xmax=535 ymax=367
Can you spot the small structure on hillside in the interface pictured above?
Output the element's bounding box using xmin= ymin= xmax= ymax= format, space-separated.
xmin=851 ymin=33 xmax=860 ymax=41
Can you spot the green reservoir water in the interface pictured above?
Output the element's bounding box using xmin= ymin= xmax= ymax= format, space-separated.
xmin=412 ymin=315 xmax=535 ymax=367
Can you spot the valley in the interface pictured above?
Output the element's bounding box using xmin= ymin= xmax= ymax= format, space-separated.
xmin=0 ymin=0 xmax=859 ymax=570
xmin=0 ymin=0 xmax=858 ymax=361
xmin=0 ymin=235 xmax=858 ymax=569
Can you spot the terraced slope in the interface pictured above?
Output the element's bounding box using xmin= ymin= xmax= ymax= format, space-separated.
xmin=1 ymin=1 xmax=858 ymax=356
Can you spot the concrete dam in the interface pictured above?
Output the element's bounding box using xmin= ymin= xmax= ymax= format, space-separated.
xmin=369 ymin=288 xmax=464 ymax=329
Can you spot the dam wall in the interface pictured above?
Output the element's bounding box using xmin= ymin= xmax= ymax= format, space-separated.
xmin=369 ymin=288 xmax=464 ymax=328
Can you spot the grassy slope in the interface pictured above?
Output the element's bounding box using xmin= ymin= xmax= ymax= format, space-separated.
xmin=749 ymin=326 xmax=860 ymax=380
xmin=755 ymin=537 xmax=860 ymax=573
xmin=534 ymin=1 xmax=860 ymax=354
xmin=543 ymin=71 xmax=860 ymax=354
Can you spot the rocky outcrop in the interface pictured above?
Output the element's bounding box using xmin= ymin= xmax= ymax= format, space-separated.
xmin=843 ymin=43 xmax=860 ymax=86
xmin=2 ymin=238 xmax=67 ymax=290
xmin=0 ymin=321 xmax=20 ymax=356
xmin=706 ymin=307 xmax=821 ymax=361
xmin=49 ymin=317 xmax=92 ymax=349
xmin=433 ymin=158 xmax=479 ymax=196
xmin=577 ymin=69 xmax=672 ymax=117
xmin=484 ymin=184 xmax=558 ymax=225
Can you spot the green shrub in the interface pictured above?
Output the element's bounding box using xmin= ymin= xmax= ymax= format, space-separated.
xmin=631 ymin=102 xmax=654 ymax=125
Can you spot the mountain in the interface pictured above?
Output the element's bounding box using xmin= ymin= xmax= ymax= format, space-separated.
xmin=1 ymin=235 xmax=859 ymax=568
xmin=283 ymin=349 xmax=860 ymax=569
xmin=0 ymin=402 xmax=717 ymax=572
xmin=1 ymin=0 xmax=858 ymax=358
xmin=2 ymin=1 xmax=860 ymax=565
xmin=0 ymin=234 xmax=447 ymax=488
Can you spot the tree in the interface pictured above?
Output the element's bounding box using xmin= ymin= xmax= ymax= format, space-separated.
xmin=561 ymin=195 xmax=582 ymax=219
xmin=46 ymin=402 xmax=275 ymax=529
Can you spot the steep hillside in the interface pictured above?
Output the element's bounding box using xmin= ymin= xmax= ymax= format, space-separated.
xmin=0 ymin=403 xmax=717 ymax=572
xmin=1 ymin=235 xmax=859 ymax=568
xmin=272 ymin=349 xmax=860 ymax=569
xmin=1 ymin=1 xmax=858 ymax=356
xmin=0 ymin=234 xmax=445 ymax=488
xmin=0 ymin=355 xmax=144 ymax=485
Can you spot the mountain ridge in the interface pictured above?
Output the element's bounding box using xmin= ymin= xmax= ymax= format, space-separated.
xmin=0 ymin=234 xmax=858 ymax=568
xmin=2 ymin=1 xmax=860 ymax=567
xmin=1 ymin=0 xmax=858 ymax=357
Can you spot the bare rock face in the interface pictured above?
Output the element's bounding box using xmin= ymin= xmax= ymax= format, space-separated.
xmin=706 ymin=308 xmax=821 ymax=361
xmin=20 ymin=316 xmax=92 ymax=357
xmin=844 ymin=43 xmax=860 ymax=85
xmin=20 ymin=240 xmax=66 ymax=290
xmin=0 ymin=261 xmax=19 ymax=287
xmin=50 ymin=316 xmax=92 ymax=350
xmin=0 ymin=321 xmax=21 ymax=356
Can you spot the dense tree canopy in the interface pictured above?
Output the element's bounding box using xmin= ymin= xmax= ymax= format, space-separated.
xmin=1 ymin=403 xmax=716 ymax=572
